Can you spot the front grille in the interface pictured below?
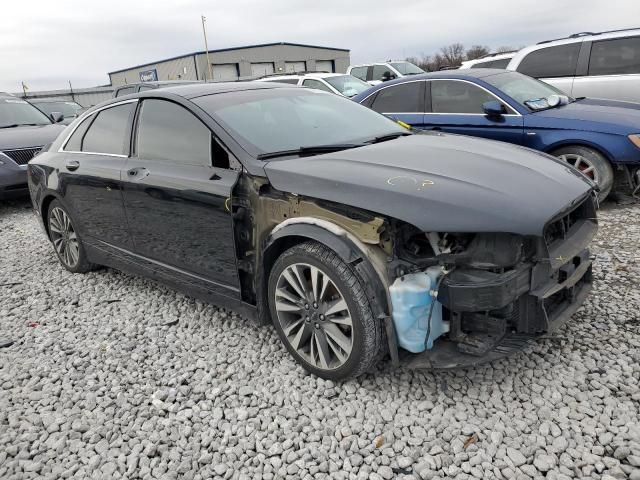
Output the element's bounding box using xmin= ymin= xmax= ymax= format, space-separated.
xmin=1 ymin=147 xmax=42 ymax=165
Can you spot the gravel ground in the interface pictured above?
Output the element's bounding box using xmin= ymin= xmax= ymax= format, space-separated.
xmin=1 ymin=198 xmax=639 ymax=480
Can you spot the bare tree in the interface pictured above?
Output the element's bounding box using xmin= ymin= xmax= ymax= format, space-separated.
xmin=439 ymin=43 xmax=466 ymax=67
xmin=496 ymin=45 xmax=517 ymax=53
xmin=465 ymin=45 xmax=490 ymax=60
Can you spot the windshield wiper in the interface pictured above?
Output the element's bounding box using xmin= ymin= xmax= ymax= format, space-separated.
xmin=367 ymin=131 xmax=412 ymax=144
xmin=256 ymin=143 xmax=364 ymax=160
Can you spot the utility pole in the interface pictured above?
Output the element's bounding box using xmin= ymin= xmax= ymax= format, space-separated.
xmin=21 ymin=82 xmax=28 ymax=98
xmin=201 ymin=15 xmax=213 ymax=82
xmin=69 ymin=81 xmax=75 ymax=102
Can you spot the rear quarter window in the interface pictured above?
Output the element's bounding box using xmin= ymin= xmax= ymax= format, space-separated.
xmin=589 ymin=36 xmax=640 ymax=75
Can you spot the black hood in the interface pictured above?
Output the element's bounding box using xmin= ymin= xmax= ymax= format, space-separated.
xmin=264 ymin=133 xmax=594 ymax=236
xmin=0 ymin=124 xmax=65 ymax=150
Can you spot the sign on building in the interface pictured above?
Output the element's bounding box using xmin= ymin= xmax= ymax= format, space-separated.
xmin=139 ymin=69 xmax=158 ymax=82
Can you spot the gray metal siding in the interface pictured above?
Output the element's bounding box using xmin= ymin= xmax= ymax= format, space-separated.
xmin=110 ymin=44 xmax=351 ymax=84
xmin=109 ymin=56 xmax=198 ymax=86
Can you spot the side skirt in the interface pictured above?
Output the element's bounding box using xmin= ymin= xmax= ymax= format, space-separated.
xmin=84 ymin=242 xmax=259 ymax=322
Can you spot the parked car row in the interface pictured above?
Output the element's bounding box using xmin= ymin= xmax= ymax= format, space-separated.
xmin=4 ymin=28 xmax=637 ymax=378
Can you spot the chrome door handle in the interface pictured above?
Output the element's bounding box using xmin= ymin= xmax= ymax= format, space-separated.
xmin=65 ymin=159 xmax=80 ymax=171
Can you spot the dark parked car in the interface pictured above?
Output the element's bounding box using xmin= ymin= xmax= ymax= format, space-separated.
xmin=353 ymin=69 xmax=640 ymax=200
xmin=30 ymin=99 xmax=84 ymax=125
xmin=113 ymin=80 xmax=200 ymax=98
xmin=0 ymin=94 xmax=65 ymax=199
xmin=28 ymin=83 xmax=596 ymax=379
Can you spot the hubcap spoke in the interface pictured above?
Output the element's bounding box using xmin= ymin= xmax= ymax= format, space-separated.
xmin=557 ymin=153 xmax=598 ymax=183
xmin=49 ymin=207 xmax=78 ymax=268
xmin=274 ymin=262 xmax=353 ymax=371
xmin=324 ymin=298 xmax=348 ymax=317
xmin=314 ymin=330 xmax=331 ymax=369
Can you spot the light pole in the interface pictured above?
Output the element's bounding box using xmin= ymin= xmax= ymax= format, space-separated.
xmin=201 ymin=15 xmax=213 ymax=82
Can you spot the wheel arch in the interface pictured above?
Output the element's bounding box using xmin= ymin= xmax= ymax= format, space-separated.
xmin=40 ymin=192 xmax=65 ymax=240
xmin=259 ymin=219 xmax=391 ymax=328
xmin=545 ymin=140 xmax=616 ymax=164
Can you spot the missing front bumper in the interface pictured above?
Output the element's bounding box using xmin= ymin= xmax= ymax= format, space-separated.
xmin=403 ymin=273 xmax=591 ymax=369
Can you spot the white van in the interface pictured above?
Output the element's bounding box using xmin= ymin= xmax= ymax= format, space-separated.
xmin=506 ymin=28 xmax=640 ymax=103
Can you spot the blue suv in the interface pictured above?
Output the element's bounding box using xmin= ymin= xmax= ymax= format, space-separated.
xmin=353 ymin=69 xmax=640 ymax=200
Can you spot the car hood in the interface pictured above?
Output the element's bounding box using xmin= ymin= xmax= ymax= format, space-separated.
xmin=0 ymin=124 xmax=65 ymax=150
xmin=264 ymin=133 xmax=593 ymax=236
xmin=529 ymin=99 xmax=640 ymax=134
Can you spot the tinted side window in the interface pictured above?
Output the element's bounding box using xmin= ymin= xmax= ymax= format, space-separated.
xmin=301 ymin=79 xmax=333 ymax=93
xmin=115 ymin=86 xmax=136 ymax=97
xmin=589 ymin=37 xmax=640 ymax=75
xmin=268 ymin=79 xmax=299 ymax=85
xmin=372 ymin=65 xmax=393 ymax=80
xmin=431 ymin=80 xmax=496 ymax=114
xmin=371 ymin=82 xmax=424 ymax=113
xmin=516 ymin=43 xmax=581 ymax=78
xmin=64 ymin=115 xmax=94 ymax=151
xmin=82 ymin=103 xmax=134 ymax=155
xmin=136 ymin=99 xmax=211 ymax=166
xmin=471 ymin=58 xmax=511 ymax=69
xmin=350 ymin=67 xmax=368 ymax=81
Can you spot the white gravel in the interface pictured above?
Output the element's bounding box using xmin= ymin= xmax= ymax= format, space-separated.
xmin=1 ymin=198 xmax=639 ymax=480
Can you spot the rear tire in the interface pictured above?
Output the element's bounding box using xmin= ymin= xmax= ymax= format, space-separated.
xmin=47 ymin=200 xmax=96 ymax=273
xmin=268 ymin=241 xmax=384 ymax=380
xmin=553 ymin=145 xmax=614 ymax=202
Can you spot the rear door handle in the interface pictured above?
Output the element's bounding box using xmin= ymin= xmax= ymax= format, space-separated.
xmin=65 ymin=159 xmax=80 ymax=171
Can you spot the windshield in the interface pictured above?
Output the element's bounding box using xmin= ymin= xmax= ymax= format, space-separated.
xmin=324 ymin=75 xmax=371 ymax=97
xmin=484 ymin=71 xmax=572 ymax=111
xmin=390 ymin=62 xmax=424 ymax=75
xmin=195 ymin=88 xmax=405 ymax=157
xmin=0 ymin=98 xmax=51 ymax=127
xmin=33 ymin=101 xmax=82 ymax=117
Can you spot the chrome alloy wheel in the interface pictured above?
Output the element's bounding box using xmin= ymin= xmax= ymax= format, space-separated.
xmin=274 ymin=263 xmax=353 ymax=370
xmin=49 ymin=207 xmax=80 ymax=268
xmin=557 ymin=153 xmax=599 ymax=183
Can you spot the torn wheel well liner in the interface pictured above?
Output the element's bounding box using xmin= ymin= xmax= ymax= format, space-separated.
xmin=259 ymin=223 xmax=390 ymax=344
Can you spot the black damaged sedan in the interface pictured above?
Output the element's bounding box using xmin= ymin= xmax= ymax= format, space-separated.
xmin=27 ymin=83 xmax=597 ymax=380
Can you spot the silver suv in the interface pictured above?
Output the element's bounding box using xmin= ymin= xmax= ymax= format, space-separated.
xmin=506 ymin=28 xmax=640 ymax=103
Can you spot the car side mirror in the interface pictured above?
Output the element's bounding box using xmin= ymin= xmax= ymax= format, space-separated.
xmin=381 ymin=71 xmax=397 ymax=82
xmin=482 ymin=101 xmax=505 ymax=117
xmin=49 ymin=112 xmax=64 ymax=123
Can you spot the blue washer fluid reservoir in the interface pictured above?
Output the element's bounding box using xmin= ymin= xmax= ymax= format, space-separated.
xmin=389 ymin=267 xmax=448 ymax=353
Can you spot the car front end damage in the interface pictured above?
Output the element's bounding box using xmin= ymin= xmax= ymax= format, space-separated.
xmin=387 ymin=193 xmax=597 ymax=368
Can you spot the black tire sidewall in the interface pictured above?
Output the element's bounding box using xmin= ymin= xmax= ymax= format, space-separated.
xmin=268 ymin=243 xmax=374 ymax=380
xmin=553 ymin=145 xmax=614 ymax=201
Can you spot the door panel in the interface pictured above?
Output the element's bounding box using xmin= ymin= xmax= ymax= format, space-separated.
xmin=570 ymin=75 xmax=640 ymax=102
xmin=121 ymin=159 xmax=240 ymax=291
xmin=61 ymin=155 xmax=132 ymax=249
xmin=423 ymin=113 xmax=524 ymax=144
xmin=424 ymin=80 xmax=524 ymax=144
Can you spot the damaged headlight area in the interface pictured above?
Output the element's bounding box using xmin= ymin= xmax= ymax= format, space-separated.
xmin=387 ymin=197 xmax=596 ymax=367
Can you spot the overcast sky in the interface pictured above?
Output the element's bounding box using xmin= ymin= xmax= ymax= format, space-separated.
xmin=1 ymin=0 xmax=638 ymax=92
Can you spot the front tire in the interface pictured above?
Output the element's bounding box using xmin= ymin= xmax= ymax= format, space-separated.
xmin=47 ymin=200 xmax=96 ymax=273
xmin=268 ymin=241 xmax=384 ymax=380
xmin=553 ymin=145 xmax=614 ymax=201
